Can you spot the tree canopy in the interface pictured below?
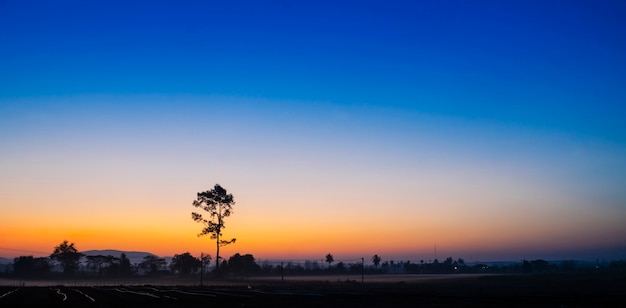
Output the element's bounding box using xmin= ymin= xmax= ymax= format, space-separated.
xmin=372 ymin=254 xmax=382 ymax=268
xmin=49 ymin=240 xmax=81 ymax=275
xmin=139 ymin=255 xmax=166 ymax=275
xmin=13 ymin=256 xmax=50 ymax=277
xmin=325 ymin=253 xmax=334 ymax=268
xmin=225 ymin=253 xmax=260 ymax=276
xmin=171 ymin=252 xmax=201 ymax=275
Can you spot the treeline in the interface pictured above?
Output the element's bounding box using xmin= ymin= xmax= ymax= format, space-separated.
xmin=3 ymin=241 xmax=626 ymax=279
xmin=2 ymin=251 xmax=257 ymax=279
xmin=0 ymin=240 xmax=262 ymax=279
xmin=5 ymin=254 xmax=626 ymax=279
xmin=257 ymin=257 xmax=626 ymax=276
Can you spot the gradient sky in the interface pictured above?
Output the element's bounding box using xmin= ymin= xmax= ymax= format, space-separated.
xmin=1 ymin=1 xmax=625 ymax=263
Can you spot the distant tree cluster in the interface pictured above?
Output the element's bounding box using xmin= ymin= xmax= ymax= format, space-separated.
xmin=13 ymin=256 xmax=50 ymax=277
xmin=85 ymin=254 xmax=132 ymax=277
xmin=139 ymin=255 xmax=167 ymax=275
xmin=4 ymin=240 xmax=261 ymax=279
xmin=170 ymin=252 xmax=203 ymax=275
xmin=6 ymin=241 xmax=131 ymax=278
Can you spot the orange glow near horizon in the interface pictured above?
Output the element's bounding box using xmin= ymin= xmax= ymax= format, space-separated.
xmin=3 ymin=198 xmax=625 ymax=262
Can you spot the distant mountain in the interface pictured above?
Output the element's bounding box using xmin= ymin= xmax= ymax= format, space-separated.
xmin=82 ymin=250 xmax=158 ymax=265
xmin=0 ymin=256 xmax=13 ymax=264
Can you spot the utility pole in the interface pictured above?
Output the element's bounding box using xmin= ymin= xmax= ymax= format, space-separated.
xmin=361 ymin=257 xmax=364 ymax=284
xmin=200 ymin=252 xmax=204 ymax=287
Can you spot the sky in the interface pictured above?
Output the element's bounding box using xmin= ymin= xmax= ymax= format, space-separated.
xmin=1 ymin=0 xmax=625 ymax=263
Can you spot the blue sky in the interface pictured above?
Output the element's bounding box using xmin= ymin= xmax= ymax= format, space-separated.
xmin=1 ymin=1 xmax=625 ymax=261
xmin=2 ymin=1 xmax=625 ymax=137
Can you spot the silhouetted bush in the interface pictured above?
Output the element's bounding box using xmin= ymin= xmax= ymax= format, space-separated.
xmin=224 ymin=253 xmax=260 ymax=276
xmin=13 ymin=256 xmax=50 ymax=277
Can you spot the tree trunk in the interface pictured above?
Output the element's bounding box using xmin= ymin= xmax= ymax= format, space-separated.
xmin=215 ymin=205 xmax=222 ymax=274
xmin=216 ymin=231 xmax=220 ymax=273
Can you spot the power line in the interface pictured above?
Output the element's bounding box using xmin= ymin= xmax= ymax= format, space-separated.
xmin=0 ymin=247 xmax=50 ymax=255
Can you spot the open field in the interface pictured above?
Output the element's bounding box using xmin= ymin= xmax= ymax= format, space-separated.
xmin=0 ymin=273 xmax=497 ymax=287
xmin=1 ymin=273 xmax=625 ymax=307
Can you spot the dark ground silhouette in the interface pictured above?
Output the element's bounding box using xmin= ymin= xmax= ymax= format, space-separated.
xmin=1 ymin=272 xmax=625 ymax=307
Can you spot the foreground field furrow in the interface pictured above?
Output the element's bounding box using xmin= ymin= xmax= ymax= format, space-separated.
xmin=72 ymin=288 xmax=96 ymax=302
xmin=50 ymin=287 xmax=68 ymax=301
xmin=88 ymin=286 xmax=164 ymax=306
xmin=171 ymin=289 xmax=216 ymax=297
xmin=252 ymin=288 xmax=325 ymax=296
xmin=205 ymin=289 xmax=253 ymax=298
xmin=0 ymin=287 xmax=19 ymax=299
xmin=0 ymin=287 xmax=29 ymax=305
xmin=0 ymin=287 xmax=50 ymax=305
xmin=114 ymin=287 xmax=160 ymax=298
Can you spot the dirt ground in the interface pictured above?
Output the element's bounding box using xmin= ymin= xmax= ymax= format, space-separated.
xmin=1 ymin=272 xmax=625 ymax=307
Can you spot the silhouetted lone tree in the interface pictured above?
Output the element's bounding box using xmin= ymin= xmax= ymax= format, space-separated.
xmin=192 ymin=184 xmax=236 ymax=274
xmin=372 ymin=254 xmax=381 ymax=269
xmin=50 ymin=240 xmax=82 ymax=275
xmin=326 ymin=253 xmax=334 ymax=269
